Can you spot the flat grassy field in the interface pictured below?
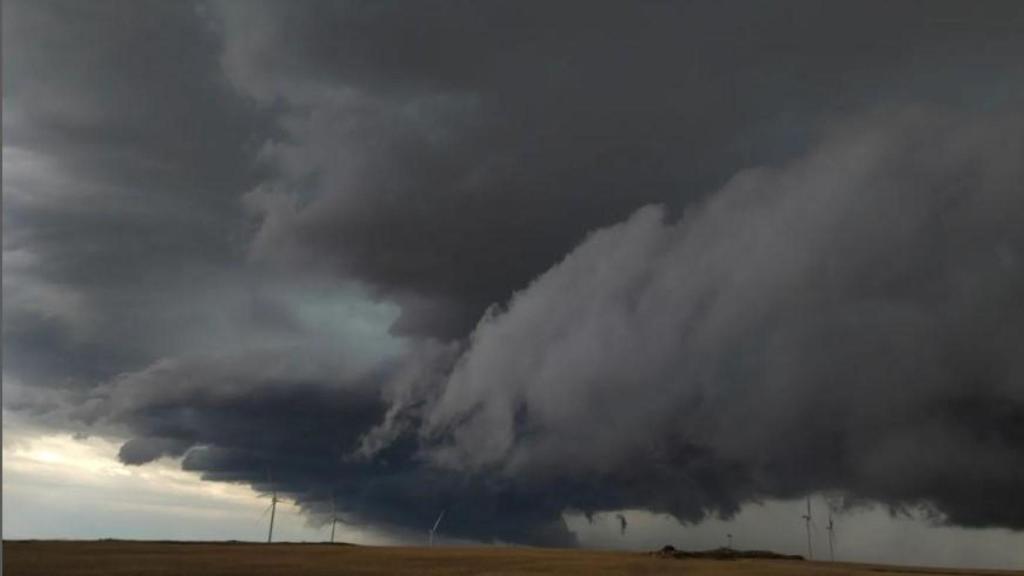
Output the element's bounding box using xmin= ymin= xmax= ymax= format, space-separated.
xmin=3 ymin=541 xmax=1019 ymax=576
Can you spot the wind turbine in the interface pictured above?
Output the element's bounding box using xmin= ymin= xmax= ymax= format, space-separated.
xmin=260 ymin=485 xmax=280 ymax=541
xmin=259 ymin=469 xmax=282 ymax=543
xmin=330 ymin=494 xmax=338 ymax=544
xmin=726 ymin=533 xmax=733 ymax=550
xmin=826 ymin=510 xmax=836 ymax=562
xmin=428 ymin=510 xmax=445 ymax=547
xmin=801 ymin=497 xmax=813 ymax=560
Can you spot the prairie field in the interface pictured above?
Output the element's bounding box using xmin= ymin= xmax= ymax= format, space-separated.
xmin=3 ymin=541 xmax=1019 ymax=576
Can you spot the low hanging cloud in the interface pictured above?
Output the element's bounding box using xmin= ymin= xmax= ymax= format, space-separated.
xmin=419 ymin=107 xmax=1024 ymax=529
xmin=108 ymin=104 xmax=1021 ymax=544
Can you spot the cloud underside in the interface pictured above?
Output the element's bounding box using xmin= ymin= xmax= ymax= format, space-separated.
xmin=3 ymin=0 xmax=1024 ymax=546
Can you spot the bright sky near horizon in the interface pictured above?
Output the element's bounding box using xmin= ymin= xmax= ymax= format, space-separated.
xmin=2 ymin=410 xmax=387 ymax=545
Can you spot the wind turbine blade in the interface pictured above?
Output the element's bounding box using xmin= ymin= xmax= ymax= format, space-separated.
xmin=259 ymin=502 xmax=273 ymax=521
xmin=431 ymin=510 xmax=446 ymax=532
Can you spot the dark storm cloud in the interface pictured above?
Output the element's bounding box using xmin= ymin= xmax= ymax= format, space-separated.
xmin=417 ymin=107 xmax=1024 ymax=530
xmin=217 ymin=0 xmax=1024 ymax=336
xmin=4 ymin=0 xmax=1024 ymax=549
xmin=70 ymin=345 xmax=576 ymax=545
xmin=3 ymin=0 xmax=275 ymax=391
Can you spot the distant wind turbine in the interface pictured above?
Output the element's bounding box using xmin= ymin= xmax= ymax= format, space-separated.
xmin=261 ymin=470 xmax=279 ymax=544
xmin=801 ymin=497 xmax=813 ymax=560
xmin=826 ymin=510 xmax=836 ymax=562
xmin=260 ymin=489 xmax=279 ymax=544
xmin=428 ymin=510 xmax=445 ymax=547
xmin=330 ymin=494 xmax=338 ymax=544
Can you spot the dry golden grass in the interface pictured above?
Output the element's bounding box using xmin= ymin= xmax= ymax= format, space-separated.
xmin=3 ymin=541 xmax=1019 ymax=576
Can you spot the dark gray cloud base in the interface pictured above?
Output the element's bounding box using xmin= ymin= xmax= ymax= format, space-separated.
xmin=3 ymin=0 xmax=1024 ymax=546
xmin=421 ymin=108 xmax=1024 ymax=531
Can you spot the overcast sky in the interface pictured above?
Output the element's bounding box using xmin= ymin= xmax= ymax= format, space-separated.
xmin=3 ymin=1 xmax=1024 ymax=569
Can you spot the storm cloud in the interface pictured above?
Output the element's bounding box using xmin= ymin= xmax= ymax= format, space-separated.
xmin=420 ymin=107 xmax=1024 ymax=529
xmin=219 ymin=0 xmax=1024 ymax=336
xmin=4 ymin=0 xmax=1024 ymax=549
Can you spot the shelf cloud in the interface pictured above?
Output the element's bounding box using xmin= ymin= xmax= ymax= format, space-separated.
xmin=4 ymin=0 xmax=1023 ymax=548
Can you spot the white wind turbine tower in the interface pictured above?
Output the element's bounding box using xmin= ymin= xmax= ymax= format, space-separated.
xmin=263 ymin=489 xmax=279 ymax=544
xmin=428 ymin=510 xmax=446 ymax=547
xmin=801 ymin=497 xmax=814 ymax=560
xmin=330 ymin=494 xmax=339 ymax=544
xmin=260 ymin=470 xmax=280 ymax=544
xmin=826 ymin=509 xmax=836 ymax=562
